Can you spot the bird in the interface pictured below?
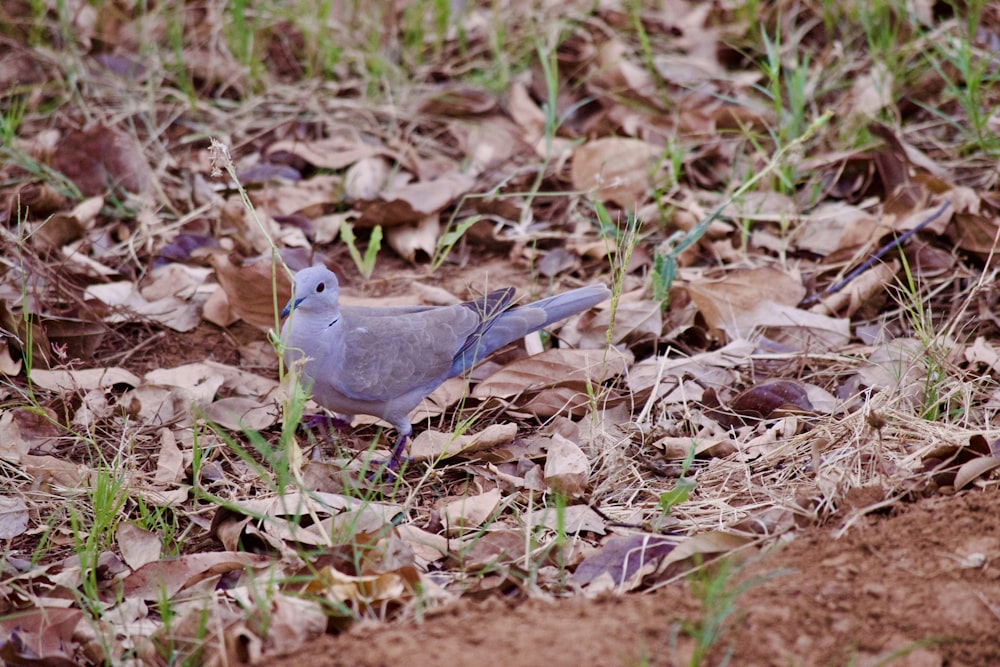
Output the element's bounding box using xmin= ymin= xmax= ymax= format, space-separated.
xmin=279 ymin=265 xmax=611 ymax=470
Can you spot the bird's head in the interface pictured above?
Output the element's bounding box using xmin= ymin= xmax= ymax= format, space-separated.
xmin=282 ymin=266 xmax=341 ymax=318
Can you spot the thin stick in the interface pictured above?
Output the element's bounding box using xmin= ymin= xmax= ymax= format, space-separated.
xmin=801 ymin=200 xmax=952 ymax=306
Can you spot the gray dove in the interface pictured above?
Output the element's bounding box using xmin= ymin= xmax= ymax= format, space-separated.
xmin=280 ymin=266 xmax=610 ymax=470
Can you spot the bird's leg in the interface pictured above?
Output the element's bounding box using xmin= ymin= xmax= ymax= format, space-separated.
xmin=387 ymin=433 xmax=410 ymax=471
xmin=366 ymin=429 xmax=413 ymax=480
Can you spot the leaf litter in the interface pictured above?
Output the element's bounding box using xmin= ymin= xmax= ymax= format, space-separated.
xmin=2 ymin=0 xmax=1000 ymax=665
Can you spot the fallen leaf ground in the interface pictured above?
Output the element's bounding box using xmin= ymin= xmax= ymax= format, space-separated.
xmin=2 ymin=1 xmax=1000 ymax=665
xmin=271 ymin=489 xmax=1000 ymax=667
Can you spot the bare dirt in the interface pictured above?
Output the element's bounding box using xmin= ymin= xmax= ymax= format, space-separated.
xmin=273 ymin=488 xmax=1000 ymax=667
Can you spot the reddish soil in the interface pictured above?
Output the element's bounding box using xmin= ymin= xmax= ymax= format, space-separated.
xmin=273 ymin=488 xmax=1000 ymax=667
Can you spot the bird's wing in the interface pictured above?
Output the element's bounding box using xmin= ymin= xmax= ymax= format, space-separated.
xmin=331 ymin=304 xmax=482 ymax=402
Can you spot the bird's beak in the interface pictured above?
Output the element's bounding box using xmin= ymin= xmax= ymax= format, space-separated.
xmin=281 ymin=297 xmax=303 ymax=319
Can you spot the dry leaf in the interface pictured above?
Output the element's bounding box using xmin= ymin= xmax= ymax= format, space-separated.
xmin=441 ymin=487 xmax=502 ymax=534
xmin=123 ymin=552 xmax=272 ymax=601
xmin=386 ymin=214 xmax=440 ymax=262
xmin=394 ymin=524 xmax=451 ymax=565
xmin=527 ymin=504 xmax=606 ymax=535
xmin=116 ymin=522 xmax=162 ymax=570
xmin=53 ymin=124 xmax=153 ymax=196
xmin=572 ymin=533 xmax=677 ymax=592
xmin=472 ymin=348 xmax=629 ymax=400
xmin=28 ymin=367 xmax=141 ymax=393
xmin=153 ymin=429 xmax=185 ymax=486
xmin=211 ymin=253 xmax=294 ymax=330
xmin=571 ymin=138 xmax=661 ymax=209
xmin=452 ymin=529 xmax=525 ymax=568
xmin=343 ymin=156 xmax=390 ymax=201
xmin=266 ymin=135 xmax=383 ymax=170
xmin=409 ymin=423 xmax=518 ymax=461
xmin=0 ymin=496 xmax=29 ymax=539
xmin=203 ymin=396 xmax=281 ymax=430
xmin=358 ymin=172 xmax=475 ymax=226
xmin=542 ymin=433 xmax=591 ymax=497
xmin=84 ymin=281 xmax=202 ymax=332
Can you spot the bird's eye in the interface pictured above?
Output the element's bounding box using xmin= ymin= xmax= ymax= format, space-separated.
xmin=316 ymin=282 xmax=325 ymax=293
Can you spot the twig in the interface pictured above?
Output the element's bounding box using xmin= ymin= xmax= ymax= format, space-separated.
xmin=101 ymin=330 xmax=167 ymax=365
xmin=801 ymin=200 xmax=951 ymax=306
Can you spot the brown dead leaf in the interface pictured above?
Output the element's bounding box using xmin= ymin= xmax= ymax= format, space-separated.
xmin=729 ymin=380 xmax=815 ymax=420
xmin=119 ymin=385 xmax=194 ymax=427
xmin=409 ymin=423 xmax=518 ymax=461
xmin=542 ymin=433 xmax=591 ymax=497
xmin=34 ymin=209 xmax=85 ymax=249
xmin=441 ymin=487 xmax=502 ymax=535
xmin=52 ymin=125 xmax=153 ymax=196
xmin=653 ymin=436 xmax=724 ymax=459
xmin=506 ymin=81 xmax=546 ymax=143
xmin=0 ymin=299 xmax=51 ymax=368
xmin=472 ymin=348 xmax=629 ymax=400
xmin=245 ymin=591 xmax=328 ymax=658
xmin=21 ymin=453 xmax=88 ymax=488
xmin=84 ymin=279 xmax=202 ymax=332
xmin=817 ymin=260 xmax=899 ymax=317
xmin=0 ymin=408 xmax=62 ymax=460
xmin=40 ymin=315 xmax=107 ymax=362
xmin=116 ymin=522 xmax=162 ymax=570
xmin=517 ymin=384 xmax=605 ymax=419
xmin=212 ymin=491 xmax=402 ymax=551
xmin=919 ymin=435 xmax=997 ymax=489
xmin=955 ymin=453 xmax=1000 ymax=490
xmin=0 ymin=496 xmax=28 ymax=539
xmin=686 ymin=267 xmax=804 ymax=324
xmin=572 ymin=533 xmax=677 ymax=592
xmin=144 ymin=362 xmax=225 ymax=404
xmin=528 ymin=504 xmax=606 ymax=535
xmin=847 ymin=61 xmax=894 ymax=122
xmin=965 ymin=336 xmax=1000 ymax=372
xmin=303 ymin=563 xmax=421 ymax=612
xmin=793 ymin=202 xmax=879 ymax=256
xmin=417 ymin=84 xmax=497 ymax=116
xmin=28 ymin=366 xmax=141 ymax=393
xmin=0 ymin=339 xmax=20 ymax=375
xmin=463 ymin=117 xmax=527 ymax=174
xmin=211 ymin=253 xmax=293 ymax=330
xmin=561 ymin=289 xmax=661 ymax=348
xmin=266 ymin=135 xmax=385 ymax=171
xmin=626 ymin=339 xmax=755 ymax=405
xmin=386 ymin=214 xmax=440 ymax=262
xmin=201 ymin=285 xmax=240 ymax=329
xmin=343 ymin=156 xmax=391 ymax=201
xmin=394 ymin=524 xmax=451 ymax=565
xmin=591 ymin=40 xmax=662 ymax=109
xmin=450 ymin=528 xmax=525 ymax=569
xmin=571 ymin=137 xmax=661 ymax=209
xmin=654 ymin=530 xmax=756 ymax=576
xmin=409 ymin=376 xmax=471 ymax=424
xmin=203 ymin=396 xmax=281 ymax=431
xmin=0 ymin=607 xmax=84 ymax=666
xmin=153 ymin=429 xmax=185 ymax=486
xmin=252 ymin=174 xmax=342 ymax=218
xmin=123 ymin=551 xmax=272 ymax=601
xmin=357 ymin=172 xmax=475 ymax=227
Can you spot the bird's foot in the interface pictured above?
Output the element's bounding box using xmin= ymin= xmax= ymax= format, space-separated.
xmin=364 ymin=456 xmax=413 ymax=482
xmin=364 ymin=435 xmax=412 ymax=481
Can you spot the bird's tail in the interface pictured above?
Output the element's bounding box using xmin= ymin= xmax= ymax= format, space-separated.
xmin=449 ymin=284 xmax=610 ymax=376
xmin=525 ymin=284 xmax=612 ymax=329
